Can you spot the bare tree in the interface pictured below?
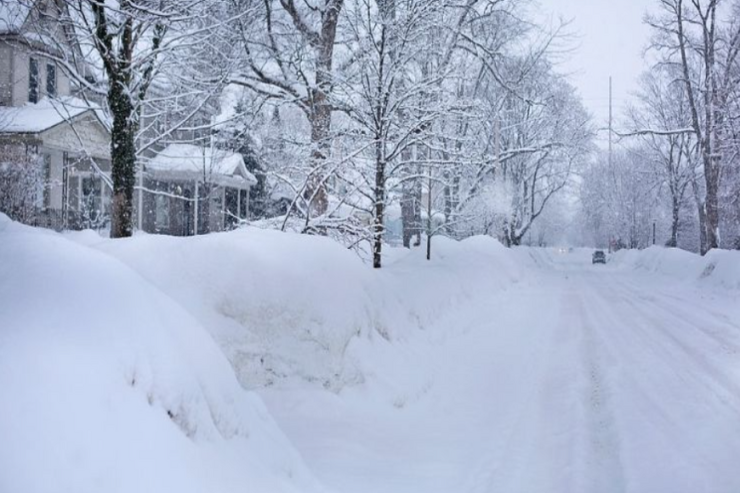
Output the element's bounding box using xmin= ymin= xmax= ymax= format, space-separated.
xmin=229 ymin=0 xmax=346 ymax=220
xmin=17 ymin=0 xmax=240 ymax=237
xmin=337 ymin=0 xmax=445 ymax=267
xmin=580 ymin=148 xmax=662 ymax=250
xmin=629 ymin=69 xmax=699 ymax=247
xmin=647 ymin=0 xmax=740 ymax=252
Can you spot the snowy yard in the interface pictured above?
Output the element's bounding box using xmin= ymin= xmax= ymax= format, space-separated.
xmin=1 ymin=215 xmax=739 ymax=493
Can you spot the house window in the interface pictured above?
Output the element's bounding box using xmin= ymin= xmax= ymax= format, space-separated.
xmin=46 ymin=64 xmax=56 ymax=97
xmin=29 ymin=58 xmax=39 ymax=103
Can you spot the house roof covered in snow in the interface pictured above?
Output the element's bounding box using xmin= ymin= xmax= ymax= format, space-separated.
xmin=146 ymin=144 xmax=257 ymax=189
xmin=0 ymin=96 xmax=107 ymax=134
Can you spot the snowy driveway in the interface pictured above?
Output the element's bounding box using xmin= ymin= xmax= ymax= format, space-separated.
xmin=260 ymin=251 xmax=740 ymax=493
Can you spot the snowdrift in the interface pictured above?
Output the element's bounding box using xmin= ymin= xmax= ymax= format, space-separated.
xmin=0 ymin=215 xmax=326 ymax=493
xmin=610 ymin=246 xmax=740 ymax=290
xmin=71 ymin=227 xmax=529 ymax=392
xmin=0 ymin=214 xmax=531 ymax=491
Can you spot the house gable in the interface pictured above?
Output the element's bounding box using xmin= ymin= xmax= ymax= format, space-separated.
xmin=40 ymin=111 xmax=110 ymax=162
xmin=0 ymin=0 xmax=79 ymax=106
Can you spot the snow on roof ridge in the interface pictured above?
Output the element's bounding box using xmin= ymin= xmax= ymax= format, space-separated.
xmin=147 ymin=143 xmax=257 ymax=184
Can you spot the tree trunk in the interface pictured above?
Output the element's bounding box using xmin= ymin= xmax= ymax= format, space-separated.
xmin=304 ymin=99 xmax=331 ymax=217
xmin=668 ymin=195 xmax=680 ymax=247
xmin=302 ymin=0 xmax=343 ymax=220
xmin=413 ymin=169 xmax=422 ymax=246
xmin=401 ymin=166 xmax=421 ymax=248
xmin=442 ymin=163 xmax=460 ymax=237
xmin=426 ymin=161 xmax=432 ymax=260
xmin=704 ymin=149 xmax=721 ymax=251
xmin=691 ymin=173 xmax=708 ymax=254
xmin=373 ymin=139 xmax=385 ymax=269
xmin=109 ymin=82 xmax=136 ymax=238
xmin=674 ymin=0 xmax=719 ymax=254
xmin=401 ymin=184 xmax=414 ymax=248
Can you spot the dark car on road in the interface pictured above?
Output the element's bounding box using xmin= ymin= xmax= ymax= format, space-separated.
xmin=592 ymin=250 xmax=606 ymax=264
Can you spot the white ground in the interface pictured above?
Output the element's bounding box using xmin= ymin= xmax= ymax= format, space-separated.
xmin=261 ymin=249 xmax=740 ymax=493
xmin=1 ymin=214 xmax=739 ymax=493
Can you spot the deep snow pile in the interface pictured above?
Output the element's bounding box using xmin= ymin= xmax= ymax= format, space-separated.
xmin=609 ymin=245 xmax=740 ymax=290
xmin=0 ymin=216 xmax=326 ymax=493
xmin=71 ymin=228 xmax=530 ymax=392
xmin=0 ymin=215 xmax=532 ymax=492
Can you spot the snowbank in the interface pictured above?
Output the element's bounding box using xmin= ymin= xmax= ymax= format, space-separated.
xmin=0 ymin=215 xmax=326 ymax=493
xmin=0 ymin=214 xmax=531 ymax=491
xmin=609 ymin=246 xmax=740 ymax=290
xmin=68 ymin=227 xmax=529 ymax=393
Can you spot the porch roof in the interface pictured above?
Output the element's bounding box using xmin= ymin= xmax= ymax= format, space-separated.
xmin=145 ymin=144 xmax=257 ymax=190
xmin=144 ymin=169 xmax=253 ymax=190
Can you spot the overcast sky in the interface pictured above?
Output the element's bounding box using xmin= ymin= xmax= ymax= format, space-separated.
xmin=540 ymin=0 xmax=658 ymax=140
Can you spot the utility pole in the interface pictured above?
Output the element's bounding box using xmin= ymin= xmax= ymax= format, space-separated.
xmin=426 ymin=163 xmax=432 ymax=261
xmin=608 ymin=76 xmax=613 ymax=168
xmin=653 ymin=220 xmax=656 ymax=245
xmin=494 ymin=117 xmax=501 ymax=169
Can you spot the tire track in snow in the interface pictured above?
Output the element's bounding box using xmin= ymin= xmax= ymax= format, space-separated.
xmin=572 ymin=292 xmax=626 ymax=493
xmin=463 ymin=284 xmax=582 ymax=493
xmin=604 ymin=280 xmax=740 ymax=413
xmin=469 ymin=280 xmax=624 ymax=493
xmin=574 ymin=271 xmax=740 ymax=492
xmin=627 ymin=288 xmax=740 ymax=356
xmin=464 ymin=305 xmax=557 ymax=492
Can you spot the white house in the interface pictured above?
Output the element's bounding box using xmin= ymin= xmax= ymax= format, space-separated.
xmin=0 ymin=0 xmax=112 ymax=230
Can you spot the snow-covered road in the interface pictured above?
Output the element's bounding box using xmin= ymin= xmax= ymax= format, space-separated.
xmin=261 ymin=250 xmax=740 ymax=493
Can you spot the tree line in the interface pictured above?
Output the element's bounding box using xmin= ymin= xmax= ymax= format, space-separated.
xmin=580 ymin=0 xmax=740 ymax=254
xmin=6 ymin=0 xmax=653 ymax=266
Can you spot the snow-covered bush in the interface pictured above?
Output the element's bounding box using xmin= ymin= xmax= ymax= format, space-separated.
xmin=0 ymin=143 xmax=42 ymax=225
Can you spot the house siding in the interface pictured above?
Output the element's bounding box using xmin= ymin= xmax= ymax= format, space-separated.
xmin=43 ymin=113 xmax=110 ymax=160
xmin=11 ymin=47 xmax=30 ymax=105
xmin=40 ymin=113 xmax=111 ymax=215
xmin=4 ymin=42 xmax=70 ymax=106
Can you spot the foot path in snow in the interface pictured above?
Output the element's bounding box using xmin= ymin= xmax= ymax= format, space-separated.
xmin=260 ymin=250 xmax=740 ymax=493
